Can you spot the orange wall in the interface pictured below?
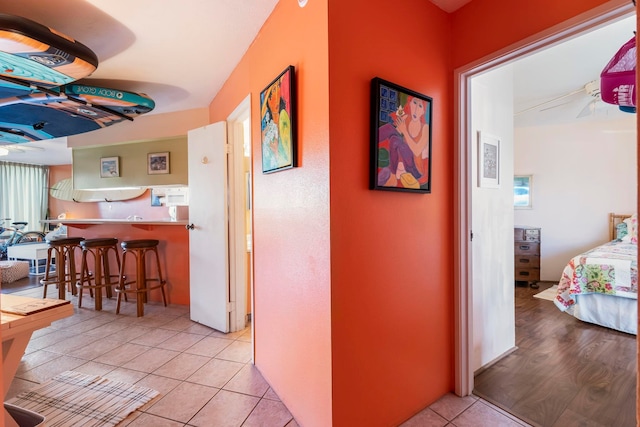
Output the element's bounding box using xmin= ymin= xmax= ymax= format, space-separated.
xmin=328 ymin=0 xmax=454 ymax=425
xmin=452 ymin=0 xmax=616 ymax=68
xmin=205 ymin=0 xmax=633 ymax=425
xmin=208 ymin=1 xmax=332 ymax=426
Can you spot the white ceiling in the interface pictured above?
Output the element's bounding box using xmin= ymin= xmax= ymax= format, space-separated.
xmin=512 ymin=14 xmax=637 ymax=127
xmin=0 ymin=1 xmax=635 ymax=165
xmin=0 ymin=0 xmax=279 ymax=164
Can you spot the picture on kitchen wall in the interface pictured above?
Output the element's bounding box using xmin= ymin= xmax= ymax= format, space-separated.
xmin=260 ymin=65 xmax=297 ymax=174
xmin=370 ymin=77 xmax=432 ymax=193
xmin=100 ymin=156 xmax=119 ymax=178
xmin=477 ymin=131 xmax=500 ymax=188
xmin=148 ymin=152 xmax=170 ymax=175
xmin=150 ymin=188 xmax=165 ymax=206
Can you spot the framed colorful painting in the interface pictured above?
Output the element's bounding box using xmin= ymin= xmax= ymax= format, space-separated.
xmin=370 ymin=78 xmax=433 ymax=193
xmin=260 ymin=65 xmax=297 ymax=174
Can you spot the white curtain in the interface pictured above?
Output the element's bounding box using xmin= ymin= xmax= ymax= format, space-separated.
xmin=0 ymin=161 xmax=49 ymax=233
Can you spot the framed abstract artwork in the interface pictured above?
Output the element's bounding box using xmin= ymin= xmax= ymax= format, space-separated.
xmin=100 ymin=156 xmax=119 ymax=178
xmin=370 ymin=78 xmax=432 ymax=193
xmin=477 ymin=131 xmax=501 ymax=188
xmin=260 ymin=65 xmax=297 ymax=174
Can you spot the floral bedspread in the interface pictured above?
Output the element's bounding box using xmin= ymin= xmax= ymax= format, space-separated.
xmin=554 ymin=240 xmax=638 ymax=311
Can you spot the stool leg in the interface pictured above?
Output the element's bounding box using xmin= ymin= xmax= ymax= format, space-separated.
xmin=103 ymin=247 xmax=112 ymax=299
xmin=69 ymin=245 xmax=79 ymax=296
xmin=116 ymin=251 xmax=128 ymax=314
xmin=57 ymin=247 xmax=66 ymax=300
xmin=136 ymin=250 xmax=145 ymax=317
xmin=94 ymin=248 xmax=103 ymax=311
xmin=153 ymin=247 xmax=168 ymax=307
xmin=77 ymin=249 xmax=88 ymax=308
xmin=41 ymin=247 xmax=54 ymax=298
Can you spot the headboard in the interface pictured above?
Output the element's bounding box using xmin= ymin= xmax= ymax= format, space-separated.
xmin=609 ymin=212 xmax=633 ymax=241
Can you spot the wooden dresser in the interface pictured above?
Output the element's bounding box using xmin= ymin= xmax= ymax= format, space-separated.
xmin=514 ymin=226 xmax=541 ymax=286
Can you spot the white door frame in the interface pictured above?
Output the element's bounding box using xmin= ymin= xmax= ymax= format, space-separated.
xmin=227 ymin=95 xmax=252 ymax=334
xmin=453 ymin=0 xmax=633 ymax=396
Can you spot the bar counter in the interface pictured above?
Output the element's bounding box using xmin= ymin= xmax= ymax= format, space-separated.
xmin=42 ymin=219 xmax=190 ymax=305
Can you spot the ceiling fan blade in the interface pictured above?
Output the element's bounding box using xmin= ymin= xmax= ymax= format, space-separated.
xmin=515 ymin=87 xmax=585 ymax=115
xmin=577 ymin=99 xmax=597 ymax=118
xmin=539 ymin=101 xmax=572 ymax=112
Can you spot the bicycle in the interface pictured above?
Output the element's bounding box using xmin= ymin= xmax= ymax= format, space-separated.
xmin=0 ymin=219 xmax=47 ymax=260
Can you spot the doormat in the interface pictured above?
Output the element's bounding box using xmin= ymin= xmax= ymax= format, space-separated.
xmin=6 ymin=370 xmax=159 ymax=427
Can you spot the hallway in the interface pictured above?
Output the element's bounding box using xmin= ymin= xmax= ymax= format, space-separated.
xmin=6 ymin=283 xmax=532 ymax=426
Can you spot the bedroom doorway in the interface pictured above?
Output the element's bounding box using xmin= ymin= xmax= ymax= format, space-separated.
xmin=454 ymin=0 xmax=636 ymax=400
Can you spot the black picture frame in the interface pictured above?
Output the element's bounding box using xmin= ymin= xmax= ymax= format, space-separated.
xmin=370 ymin=78 xmax=432 ymax=193
xmin=260 ymin=65 xmax=297 ymax=174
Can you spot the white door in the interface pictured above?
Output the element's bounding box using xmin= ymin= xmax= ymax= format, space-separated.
xmin=188 ymin=122 xmax=230 ymax=332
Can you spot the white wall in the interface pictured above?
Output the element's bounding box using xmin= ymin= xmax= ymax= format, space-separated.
xmin=471 ymin=65 xmax=516 ymax=371
xmin=514 ymin=116 xmax=637 ymax=280
xmin=66 ymin=108 xmax=210 ymax=148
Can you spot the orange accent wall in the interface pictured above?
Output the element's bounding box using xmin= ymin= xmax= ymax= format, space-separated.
xmin=208 ymin=1 xmax=332 ymax=425
xmin=451 ymin=0 xmax=614 ymax=68
xmin=206 ymin=0 xmax=634 ymax=425
xmin=328 ymin=0 xmax=454 ymax=425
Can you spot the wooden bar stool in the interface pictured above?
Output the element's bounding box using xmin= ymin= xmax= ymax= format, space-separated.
xmin=76 ymin=238 xmax=122 ymax=311
xmin=40 ymin=237 xmax=85 ymax=300
xmin=115 ymin=239 xmax=167 ymax=317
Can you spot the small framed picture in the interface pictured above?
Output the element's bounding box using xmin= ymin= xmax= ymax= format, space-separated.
xmin=150 ymin=188 xmax=164 ymax=206
xmin=100 ymin=157 xmax=119 ymax=178
xmin=148 ymin=152 xmax=170 ymax=174
xmin=477 ymin=131 xmax=500 ymax=188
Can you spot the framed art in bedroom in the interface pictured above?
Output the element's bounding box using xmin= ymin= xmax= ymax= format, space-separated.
xmin=477 ymin=131 xmax=500 ymax=188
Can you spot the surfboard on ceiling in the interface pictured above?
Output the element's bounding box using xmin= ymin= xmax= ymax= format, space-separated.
xmin=0 ymin=84 xmax=155 ymax=143
xmin=0 ymin=14 xmax=98 ymax=88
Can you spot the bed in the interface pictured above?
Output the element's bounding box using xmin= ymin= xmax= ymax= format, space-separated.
xmin=554 ymin=212 xmax=638 ymax=335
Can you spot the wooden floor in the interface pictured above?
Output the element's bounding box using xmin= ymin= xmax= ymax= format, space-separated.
xmin=474 ymin=282 xmax=637 ymax=427
xmin=1 ymin=272 xmax=43 ymax=294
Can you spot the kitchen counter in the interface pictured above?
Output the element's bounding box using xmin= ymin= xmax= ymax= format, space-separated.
xmin=41 ymin=219 xmax=191 ymax=305
xmin=42 ymin=218 xmax=189 ymax=230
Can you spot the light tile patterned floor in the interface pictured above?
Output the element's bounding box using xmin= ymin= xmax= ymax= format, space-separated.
xmin=6 ymin=285 xmax=532 ymax=426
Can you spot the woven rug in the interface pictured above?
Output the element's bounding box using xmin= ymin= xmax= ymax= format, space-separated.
xmin=6 ymin=371 xmax=159 ymax=427
xmin=533 ymin=285 xmax=558 ymax=301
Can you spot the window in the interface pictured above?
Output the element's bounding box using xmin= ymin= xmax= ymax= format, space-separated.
xmin=514 ymin=175 xmax=532 ymax=209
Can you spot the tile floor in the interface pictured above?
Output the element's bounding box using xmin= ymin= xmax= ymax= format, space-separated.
xmin=6 ymin=285 xmax=533 ymax=427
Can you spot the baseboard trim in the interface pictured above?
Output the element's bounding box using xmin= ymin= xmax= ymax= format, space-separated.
xmin=473 ymin=346 xmax=518 ymax=376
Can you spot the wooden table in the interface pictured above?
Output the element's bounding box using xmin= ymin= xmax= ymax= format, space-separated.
xmin=2 ymin=295 xmax=73 ymax=427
